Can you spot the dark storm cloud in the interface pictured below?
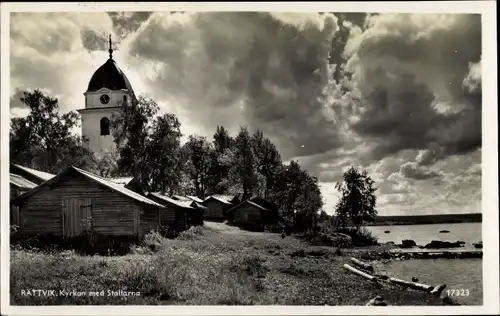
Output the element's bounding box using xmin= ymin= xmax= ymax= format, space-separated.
xmin=107 ymin=12 xmax=153 ymax=40
xmin=124 ymin=12 xmax=341 ymax=159
xmin=340 ymin=13 xmax=482 ymax=163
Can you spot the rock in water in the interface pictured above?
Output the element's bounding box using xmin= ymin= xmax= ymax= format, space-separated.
xmin=424 ymin=240 xmax=463 ymax=249
xmin=439 ymin=230 xmax=450 ymax=233
xmin=473 ymin=242 xmax=483 ymax=249
xmin=412 ymin=277 xmax=419 ymax=282
xmin=384 ymin=230 xmax=391 ymax=233
xmin=400 ymin=239 xmax=417 ymax=248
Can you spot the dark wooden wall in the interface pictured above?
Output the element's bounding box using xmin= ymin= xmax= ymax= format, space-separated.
xmin=204 ymin=199 xmax=226 ymax=221
xmin=232 ymin=203 xmax=262 ymax=226
xmin=16 ymin=172 xmax=160 ymax=239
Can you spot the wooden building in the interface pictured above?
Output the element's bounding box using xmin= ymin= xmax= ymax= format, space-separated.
xmin=202 ymin=195 xmax=239 ymax=222
xmin=10 ymin=164 xmax=55 ymax=185
xmin=10 ymin=173 xmax=38 ymax=227
xmin=109 ymin=176 xmax=148 ymax=196
xmin=185 ymin=195 xmax=204 ymax=204
xmin=228 ymin=198 xmax=280 ymax=231
xmin=10 ymin=173 xmax=37 ymax=199
xmin=171 ymin=195 xmax=206 ymax=226
xmin=10 ymin=166 xmax=171 ymax=241
xmin=147 ymin=193 xmax=195 ymax=232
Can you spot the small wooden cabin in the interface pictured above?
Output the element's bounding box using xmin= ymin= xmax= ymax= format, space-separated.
xmin=10 ymin=173 xmax=37 ymax=199
xmin=202 ymin=195 xmax=239 ymax=222
xmin=10 ymin=166 xmax=171 ymax=241
xmin=110 ymin=176 xmax=148 ymax=196
xmin=228 ymin=198 xmax=280 ymax=231
xmin=185 ymin=195 xmax=204 ymax=204
xmin=148 ymin=193 xmax=195 ymax=232
xmin=10 ymin=173 xmax=38 ymax=227
xmin=10 ymin=164 xmax=55 ymax=185
xmin=171 ymin=195 xmax=205 ymax=226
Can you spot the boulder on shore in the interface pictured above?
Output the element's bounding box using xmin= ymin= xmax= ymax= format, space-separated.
xmin=400 ymin=239 xmax=417 ymax=248
xmin=424 ymin=240 xmax=463 ymax=249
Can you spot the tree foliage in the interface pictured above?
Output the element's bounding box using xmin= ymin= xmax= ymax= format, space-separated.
xmin=181 ymin=135 xmax=212 ymax=198
xmin=334 ymin=166 xmax=378 ymax=230
xmin=9 ymin=90 xmax=96 ymax=173
xmin=110 ymin=97 xmax=184 ymax=194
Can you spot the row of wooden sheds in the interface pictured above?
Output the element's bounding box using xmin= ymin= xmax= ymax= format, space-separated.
xmin=10 ymin=164 xmax=281 ymax=241
xmin=9 ymin=164 xmax=205 ymax=241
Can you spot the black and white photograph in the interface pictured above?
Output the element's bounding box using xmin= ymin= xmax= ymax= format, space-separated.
xmin=1 ymin=2 xmax=498 ymax=315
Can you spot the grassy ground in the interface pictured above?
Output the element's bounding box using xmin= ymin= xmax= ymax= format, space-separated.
xmin=10 ymin=222 xmax=453 ymax=306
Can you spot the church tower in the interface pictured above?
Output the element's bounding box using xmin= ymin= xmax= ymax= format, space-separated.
xmin=77 ymin=35 xmax=137 ymax=156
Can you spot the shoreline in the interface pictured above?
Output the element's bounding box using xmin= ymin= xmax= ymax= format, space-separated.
xmin=348 ymin=244 xmax=483 ymax=261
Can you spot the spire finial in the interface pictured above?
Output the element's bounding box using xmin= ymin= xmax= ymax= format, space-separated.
xmin=108 ymin=34 xmax=113 ymax=59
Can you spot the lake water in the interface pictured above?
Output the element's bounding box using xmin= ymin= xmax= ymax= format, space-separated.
xmin=376 ymin=259 xmax=483 ymax=305
xmin=368 ymin=223 xmax=483 ymax=305
xmin=367 ymin=223 xmax=482 ymax=250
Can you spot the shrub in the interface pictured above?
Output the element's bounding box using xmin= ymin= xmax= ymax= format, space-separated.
xmin=158 ymin=225 xmax=179 ymax=239
xmin=143 ymin=230 xmax=168 ymax=252
xmin=311 ymin=232 xmax=353 ymax=248
xmin=336 ymin=227 xmax=378 ymax=247
xmin=177 ymin=226 xmax=205 ymax=241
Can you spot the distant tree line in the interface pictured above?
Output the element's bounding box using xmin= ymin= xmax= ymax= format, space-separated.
xmin=10 ymin=90 xmax=325 ymax=235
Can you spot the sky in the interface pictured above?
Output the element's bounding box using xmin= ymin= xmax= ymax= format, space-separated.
xmin=9 ymin=11 xmax=482 ymax=216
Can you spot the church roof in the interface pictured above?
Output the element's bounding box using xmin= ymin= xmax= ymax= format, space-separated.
xmin=86 ymin=58 xmax=135 ymax=95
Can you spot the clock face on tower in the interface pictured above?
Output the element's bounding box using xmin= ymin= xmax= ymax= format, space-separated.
xmin=100 ymin=94 xmax=110 ymax=105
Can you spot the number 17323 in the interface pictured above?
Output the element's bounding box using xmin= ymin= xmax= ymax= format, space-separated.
xmin=446 ymin=289 xmax=470 ymax=296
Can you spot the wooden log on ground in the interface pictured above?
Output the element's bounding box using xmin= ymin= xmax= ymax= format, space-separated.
xmin=343 ymin=264 xmax=375 ymax=281
xmin=366 ymin=296 xmax=387 ymax=306
xmin=388 ymin=277 xmax=434 ymax=292
xmin=430 ymin=284 xmax=446 ymax=296
xmin=350 ymin=257 xmax=375 ymax=272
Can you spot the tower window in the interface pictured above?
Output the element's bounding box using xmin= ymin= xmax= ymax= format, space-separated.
xmin=100 ymin=117 xmax=110 ymax=136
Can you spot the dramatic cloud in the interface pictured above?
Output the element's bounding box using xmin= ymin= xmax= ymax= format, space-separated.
xmin=9 ymin=11 xmax=482 ymax=215
xmin=123 ymin=12 xmax=341 ymax=159
xmin=10 ymin=12 xmax=116 ymax=113
xmin=338 ymin=13 xmax=482 ymax=162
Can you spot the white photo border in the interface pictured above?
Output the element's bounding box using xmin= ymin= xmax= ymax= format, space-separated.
xmin=1 ymin=2 xmax=498 ymax=315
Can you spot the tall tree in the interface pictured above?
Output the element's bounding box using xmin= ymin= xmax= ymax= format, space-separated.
xmin=293 ymin=174 xmax=324 ymax=234
xmin=145 ymin=113 xmax=183 ymax=194
xmin=110 ymin=96 xmax=159 ymax=179
xmin=181 ymin=135 xmax=212 ymax=198
xmin=9 ymin=89 xmax=96 ymax=173
xmin=207 ymin=126 xmax=234 ymax=194
xmin=273 ymin=160 xmax=323 ymax=233
xmin=251 ymin=130 xmax=283 ymax=199
xmin=334 ymin=166 xmax=378 ymax=230
xmin=232 ymin=127 xmax=257 ymax=200
xmin=273 ymin=161 xmax=306 ymax=225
